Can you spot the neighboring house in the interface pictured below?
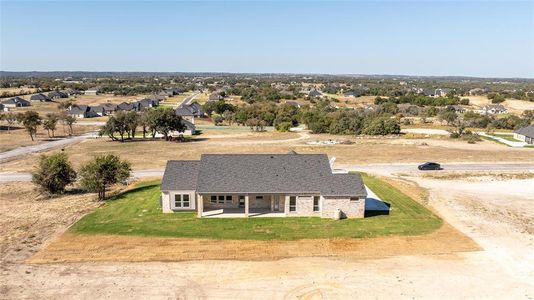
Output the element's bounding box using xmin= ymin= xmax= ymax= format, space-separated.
xmin=99 ymin=103 xmax=118 ymax=115
xmin=48 ymin=91 xmax=69 ymax=99
xmin=208 ymin=93 xmax=224 ymax=102
xmin=435 ymin=88 xmax=451 ymax=97
xmin=135 ymin=98 xmax=159 ymax=110
xmin=30 ymin=93 xmax=50 ymax=102
xmin=446 ymin=105 xmax=466 ymax=113
xmin=1 ymin=97 xmax=31 ymax=108
xmin=180 ymin=119 xmax=197 ymax=135
xmin=0 ymin=103 xmax=6 ymax=111
xmin=514 ymin=125 xmax=534 ymax=144
xmin=85 ymin=87 xmax=101 ymax=96
xmin=308 ymin=89 xmax=323 ymax=98
xmin=67 ymin=89 xmax=83 ymax=96
xmin=160 ymin=153 xmax=367 ymax=218
xmin=480 ymin=104 xmax=507 ymax=114
xmin=116 ymin=102 xmax=135 ymax=112
xmin=175 ymin=102 xmax=203 ymax=123
xmin=67 ymin=105 xmax=90 ymax=118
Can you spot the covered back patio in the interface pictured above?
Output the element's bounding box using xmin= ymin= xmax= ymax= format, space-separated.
xmin=197 ymin=193 xmax=287 ymax=218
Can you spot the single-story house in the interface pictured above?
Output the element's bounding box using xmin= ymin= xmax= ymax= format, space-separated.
xmin=180 ymin=119 xmax=197 ymax=135
xmin=208 ymin=93 xmax=224 ymax=102
xmin=48 ymin=91 xmax=69 ymax=99
xmin=307 ymin=89 xmax=323 ymax=98
xmin=98 ymin=103 xmax=118 ymax=115
xmin=30 ymin=93 xmax=50 ymax=102
xmin=1 ymin=97 xmax=31 ymax=108
xmin=67 ymin=89 xmax=83 ymax=96
xmin=85 ymin=87 xmax=101 ymax=96
xmin=135 ymin=98 xmax=159 ymax=110
xmin=175 ymin=105 xmax=196 ymax=123
xmin=480 ymin=104 xmax=507 ymax=114
xmin=67 ymin=105 xmax=90 ymax=118
xmin=514 ymin=125 xmax=534 ymax=144
xmin=160 ymin=153 xmax=367 ymax=218
xmin=446 ymin=105 xmax=466 ymax=113
xmin=116 ymin=102 xmax=135 ymax=112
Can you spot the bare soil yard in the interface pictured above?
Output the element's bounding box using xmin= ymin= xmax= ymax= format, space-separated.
xmin=1 ymin=174 xmax=533 ymax=299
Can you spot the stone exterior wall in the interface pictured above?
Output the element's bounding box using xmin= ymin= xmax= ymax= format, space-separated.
xmin=284 ymin=195 xmax=321 ymax=217
xmin=321 ymin=197 xmax=365 ymax=219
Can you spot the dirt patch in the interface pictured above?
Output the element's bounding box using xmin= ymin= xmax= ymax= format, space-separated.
xmin=28 ymin=222 xmax=478 ymax=263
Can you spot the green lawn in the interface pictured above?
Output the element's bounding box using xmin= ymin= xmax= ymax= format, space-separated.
xmin=70 ymin=174 xmax=442 ymax=240
xmin=492 ymin=133 xmax=520 ymax=142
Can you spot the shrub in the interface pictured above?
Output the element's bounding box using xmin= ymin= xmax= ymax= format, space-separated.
xmin=32 ymin=152 xmax=77 ymax=195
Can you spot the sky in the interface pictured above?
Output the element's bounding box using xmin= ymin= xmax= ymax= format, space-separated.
xmin=1 ymin=0 xmax=533 ymax=78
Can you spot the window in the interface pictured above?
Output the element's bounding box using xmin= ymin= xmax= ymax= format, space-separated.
xmin=350 ymin=197 xmax=360 ymax=202
xmin=211 ymin=195 xmax=217 ymax=204
xmin=313 ymin=196 xmax=320 ymax=212
xmin=174 ymin=194 xmax=191 ymax=208
xmin=226 ymin=195 xmax=232 ymax=203
xmin=218 ymin=195 xmax=225 ymax=204
xmin=239 ymin=195 xmax=245 ymax=208
xmin=256 ymin=195 xmax=263 ymax=200
xmin=289 ymin=196 xmax=296 ymax=212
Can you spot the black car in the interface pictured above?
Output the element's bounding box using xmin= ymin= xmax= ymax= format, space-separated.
xmin=418 ymin=162 xmax=441 ymax=170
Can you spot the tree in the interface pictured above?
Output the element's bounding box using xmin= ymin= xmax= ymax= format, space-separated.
xmin=17 ymin=111 xmax=41 ymax=141
xmin=125 ymin=111 xmax=139 ymax=139
xmin=64 ymin=115 xmax=77 ymax=136
xmin=32 ymin=152 xmax=77 ymax=194
xmin=2 ymin=112 xmax=18 ymax=132
xmin=43 ymin=113 xmax=58 ymax=138
xmin=362 ymin=117 xmax=400 ymax=135
xmin=153 ymin=108 xmax=185 ymax=140
xmin=438 ymin=110 xmax=458 ymax=126
xmin=79 ymin=154 xmax=131 ymax=200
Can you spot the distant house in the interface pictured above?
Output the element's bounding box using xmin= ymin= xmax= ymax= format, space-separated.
xmin=0 ymin=103 xmax=6 ymax=112
xmin=48 ymin=91 xmax=69 ymax=99
xmin=99 ymin=103 xmax=118 ymax=115
xmin=84 ymin=87 xmax=101 ymax=96
xmin=343 ymin=90 xmax=362 ymax=98
xmin=446 ymin=105 xmax=466 ymax=113
xmin=514 ymin=125 xmax=534 ymax=144
xmin=208 ymin=93 xmax=224 ymax=102
xmin=1 ymin=97 xmax=31 ymax=108
xmin=480 ymin=104 xmax=507 ymax=114
xmin=67 ymin=105 xmax=91 ymax=118
xmin=116 ymin=102 xmax=135 ymax=112
xmin=180 ymin=119 xmax=197 ymax=135
xmin=135 ymin=98 xmax=160 ymax=110
xmin=30 ymin=93 xmax=50 ymax=102
xmin=308 ymin=89 xmax=323 ymax=98
xmin=423 ymin=88 xmax=451 ymax=97
xmin=67 ymin=89 xmax=83 ymax=96
xmin=160 ymin=153 xmax=367 ymax=218
xmin=175 ymin=102 xmax=203 ymax=124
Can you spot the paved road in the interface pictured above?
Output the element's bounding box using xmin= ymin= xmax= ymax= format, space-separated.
xmin=180 ymin=92 xmax=200 ymax=106
xmin=0 ymin=131 xmax=99 ymax=162
xmin=345 ymin=163 xmax=534 ymax=174
xmin=2 ymin=163 xmax=534 ymax=183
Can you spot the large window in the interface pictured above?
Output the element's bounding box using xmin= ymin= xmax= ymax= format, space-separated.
xmin=218 ymin=195 xmax=225 ymax=204
xmin=226 ymin=195 xmax=232 ymax=203
xmin=211 ymin=195 xmax=232 ymax=204
xmin=174 ymin=194 xmax=191 ymax=208
xmin=210 ymin=195 xmax=217 ymax=204
xmin=313 ymin=196 xmax=320 ymax=212
xmin=289 ymin=196 xmax=296 ymax=212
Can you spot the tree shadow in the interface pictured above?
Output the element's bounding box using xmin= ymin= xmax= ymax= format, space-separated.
xmin=106 ymin=183 xmax=160 ymax=202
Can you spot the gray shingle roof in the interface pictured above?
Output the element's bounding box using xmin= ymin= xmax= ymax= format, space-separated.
xmin=161 ymin=161 xmax=200 ymax=191
xmin=161 ymin=154 xmax=367 ymax=197
xmin=515 ymin=125 xmax=534 ymax=138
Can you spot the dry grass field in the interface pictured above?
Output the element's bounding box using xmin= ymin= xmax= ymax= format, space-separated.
xmin=1 ymin=127 xmax=533 ymax=173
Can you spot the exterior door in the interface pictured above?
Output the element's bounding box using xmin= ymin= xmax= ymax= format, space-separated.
xmin=273 ymin=196 xmax=280 ymax=211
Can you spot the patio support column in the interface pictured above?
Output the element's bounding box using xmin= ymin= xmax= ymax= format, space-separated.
xmin=245 ymin=195 xmax=250 ymax=217
xmin=270 ymin=196 xmax=274 ymax=211
xmin=197 ymin=194 xmax=203 ymax=218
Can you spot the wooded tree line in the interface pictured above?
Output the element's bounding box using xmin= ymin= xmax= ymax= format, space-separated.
xmin=100 ymin=107 xmax=186 ymax=141
xmin=375 ymin=95 xmax=469 ymax=107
